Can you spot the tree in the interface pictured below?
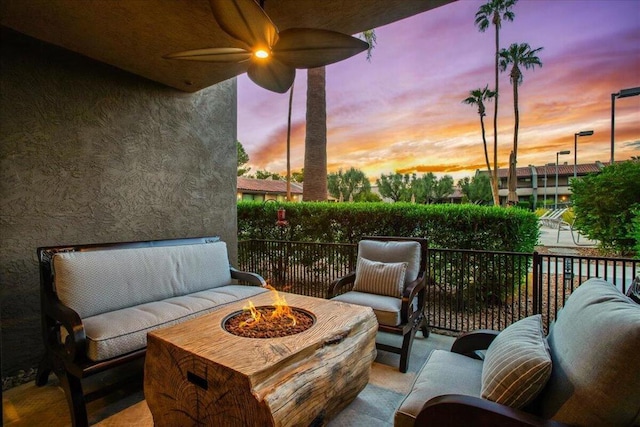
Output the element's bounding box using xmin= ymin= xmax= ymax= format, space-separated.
xmin=412 ymin=173 xmax=437 ymax=204
xmin=376 ymin=173 xmax=412 ymax=202
xmin=432 ymin=175 xmax=455 ymax=203
xmin=475 ymin=0 xmax=518 ymax=206
xmin=254 ymin=170 xmax=282 ymax=180
xmin=463 ymin=86 xmax=499 ymax=205
xmin=499 ymin=42 xmax=543 ymax=204
xmin=291 ymin=169 xmax=304 ymax=183
xmin=303 ymin=31 xmax=376 ymax=202
xmin=459 ymin=174 xmax=493 ymax=204
xmin=328 ymin=167 xmax=371 ymax=201
xmin=237 ymin=141 xmax=251 ymax=176
xmin=572 ymin=160 xmax=640 ymax=254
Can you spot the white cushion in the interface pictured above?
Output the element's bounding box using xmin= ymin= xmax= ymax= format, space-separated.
xmin=83 ymin=285 xmax=268 ymax=361
xmin=353 ymin=257 xmax=407 ymax=297
xmin=357 ymin=240 xmax=421 ymax=284
xmin=481 ymin=314 xmax=552 ymax=409
xmin=53 ymin=242 xmax=232 ymax=318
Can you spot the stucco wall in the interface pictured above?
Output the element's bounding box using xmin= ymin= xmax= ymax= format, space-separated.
xmin=0 ymin=29 xmax=238 ymax=378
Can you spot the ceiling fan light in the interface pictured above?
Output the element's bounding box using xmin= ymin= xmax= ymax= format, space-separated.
xmin=254 ymin=49 xmax=270 ymax=59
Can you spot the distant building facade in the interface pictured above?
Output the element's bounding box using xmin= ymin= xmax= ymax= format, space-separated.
xmin=237 ymin=177 xmax=303 ymax=202
xmin=478 ymin=161 xmax=609 ymax=208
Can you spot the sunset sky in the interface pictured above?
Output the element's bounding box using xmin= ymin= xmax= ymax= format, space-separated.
xmin=237 ymin=0 xmax=640 ymax=182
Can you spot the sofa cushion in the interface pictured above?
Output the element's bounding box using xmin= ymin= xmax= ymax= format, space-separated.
xmin=358 ymin=240 xmax=421 ymax=285
xmin=83 ymin=285 xmax=268 ymax=361
xmin=538 ymin=278 xmax=640 ymax=426
xmin=394 ymin=349 xmax=484 ymax=427
xmin=481 ymin=314 xmax=552 ymax=408
xmin=353 ymin=257 xmax=407 ymax=297
xmin=331 ymin=291 xmax=403 ymax=327
xmin=54 ymin=241 xmax=232 ymax=318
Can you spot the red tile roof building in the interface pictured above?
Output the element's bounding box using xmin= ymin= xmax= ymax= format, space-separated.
xmin=237 ymin=177 xmax=303 ymax=202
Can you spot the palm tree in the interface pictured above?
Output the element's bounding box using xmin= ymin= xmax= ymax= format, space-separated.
xmin=475 ymin=0 xmax=517 ymax=206
xmin=499 ymin=42 xmax=543 ymax=204
xmin=463 ymin=85 xmax=498 ymax=205
xmin=303 ymin=67 xmax=328 ymax=201
xmin=302 ymin=31 xmax=376 ymax=201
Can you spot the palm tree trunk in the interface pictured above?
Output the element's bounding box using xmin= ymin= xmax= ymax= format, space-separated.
xmin=303 ymin=67 xmax=327 ymax=201
xmin=492 ymin=18 xmax=500 ymax=206
xmin=507 ymin=74 xmax=519 ymax=205
xmin=286 ymin=82 xmax=294 ymax=202
xmin=480 ymin=115 xmax=498 ymax=205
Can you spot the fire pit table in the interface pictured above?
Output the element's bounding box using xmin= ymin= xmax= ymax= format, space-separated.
xmin=144 ymin=291 xmax=378 ymax=426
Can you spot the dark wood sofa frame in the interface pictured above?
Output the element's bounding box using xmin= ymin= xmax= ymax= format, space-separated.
xmin=34 ymin=236 xmax=266 ymax=427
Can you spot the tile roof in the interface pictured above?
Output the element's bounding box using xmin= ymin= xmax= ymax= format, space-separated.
xmin=237 ymin=177 xmax=303 ymax=194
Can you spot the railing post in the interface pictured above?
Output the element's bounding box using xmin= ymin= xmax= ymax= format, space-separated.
xmin=532 ymin=251 xmax=541 ymax=315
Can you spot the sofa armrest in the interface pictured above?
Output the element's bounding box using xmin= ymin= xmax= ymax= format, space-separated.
xmin=230 ymin=268 xmax=267 ymax=287
xmin=416 ymin=394 xmax=569 ymax=427
xmin=42 ymin=296 xmax=87 ymax=365
xmin=328 ymin=272 xmax=356 ymax=298
xmin=450 ymin=330 xmax=499 ymax=359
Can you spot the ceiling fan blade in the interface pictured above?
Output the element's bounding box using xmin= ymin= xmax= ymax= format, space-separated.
xmin=209 ymin=0 xmax=278 ymax=51
xmin=247 ymin=59 xmax=295 ymax=93
xmin=274 ymin=28 xmax=369 ymax=69
xmin=164 ymin=47 xmax=251 ymax=63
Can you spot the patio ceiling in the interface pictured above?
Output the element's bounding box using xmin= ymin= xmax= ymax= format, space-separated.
xmin=1 ymin=0 xmax=455 ymax=93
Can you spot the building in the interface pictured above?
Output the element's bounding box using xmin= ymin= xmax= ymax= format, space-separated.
xmin=479 ymin=161 xmax=609 ymax=208
xmin=237 ymin=177 xmax=303 ymax=202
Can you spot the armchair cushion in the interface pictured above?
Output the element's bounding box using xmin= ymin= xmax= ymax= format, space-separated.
xmin=353 ymin=257 xmax=407 ymax=297
xmin=358 ymin=240 xmax=421 ymax=284
xmin=331 ymin=291 xmax=404 ymax=327
xmin=481 ymin=314 xmax=552 ymax=409
xmin=537 ymin=277 xmax=640 ymax=426
xmin=394 ymin=349 xmax=484 ymax=427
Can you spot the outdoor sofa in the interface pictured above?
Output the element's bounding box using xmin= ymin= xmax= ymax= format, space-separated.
xmin=34 ymin=236 xmax=268 ymax=427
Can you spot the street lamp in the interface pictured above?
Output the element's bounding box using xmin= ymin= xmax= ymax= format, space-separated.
xmin=574 ymin=130 xmax=594 ymax=178
xmin=611 ymin=86 xmax=640 ymax=164
xmin=555 ymin=150 xmax=570 ymax=210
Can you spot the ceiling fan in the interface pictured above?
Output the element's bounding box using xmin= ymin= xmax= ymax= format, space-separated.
xmin=164 ymin=0 xmax=369 ymax=93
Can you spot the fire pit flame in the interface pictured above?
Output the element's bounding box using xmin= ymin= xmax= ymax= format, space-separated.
xmin=241 ymin=285 xmax=297 ymax=328
xmin=224 ymin=286 xmax=315 ymax=338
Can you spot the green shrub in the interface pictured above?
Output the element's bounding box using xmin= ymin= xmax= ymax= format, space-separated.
xmin=238 ymin=201 xmax=539 ymax=252
xmin=571 ymin=160 xmax=640 ymax=254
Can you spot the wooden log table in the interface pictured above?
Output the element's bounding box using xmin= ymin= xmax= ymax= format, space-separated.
xmin=144 ymin=292 xmax=378 ymax=426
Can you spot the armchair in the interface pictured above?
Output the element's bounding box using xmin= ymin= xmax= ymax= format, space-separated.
xmin=394 ymin=278 xmax=640 ymax=426
xmin=328 ymin=236 xmax=428 ymax=373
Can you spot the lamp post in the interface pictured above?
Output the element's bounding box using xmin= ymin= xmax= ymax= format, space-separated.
xmin=611 ymin=86 xmax=640 ymax=164
xmin=555 ymin=150 xmax=570 ymax=210
xmin=574 ymin=130 xmax=594 ymax=178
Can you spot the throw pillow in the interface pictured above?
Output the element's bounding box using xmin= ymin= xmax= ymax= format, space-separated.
xmin=481 ymin=314 xmax=552 ymax=408
xmin=353 ymin=257 xmax=407 ymax=297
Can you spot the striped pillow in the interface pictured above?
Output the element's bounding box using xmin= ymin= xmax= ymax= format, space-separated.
xmin=481 ymin=314 xmax=552 ymax=408
xmin=353 ymin=257 xmax=407 ymax=297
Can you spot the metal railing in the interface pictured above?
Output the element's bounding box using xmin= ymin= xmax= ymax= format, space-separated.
xmin=238 ymin=240 xmax=638 ymax=333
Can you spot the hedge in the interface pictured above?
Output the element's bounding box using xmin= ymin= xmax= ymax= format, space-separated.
xmin=238 ymin=201 xmax=539 ymax=253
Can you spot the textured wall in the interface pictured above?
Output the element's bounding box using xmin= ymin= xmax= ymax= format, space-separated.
xmin=0 ymin=29 xmax=238 ymax=378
